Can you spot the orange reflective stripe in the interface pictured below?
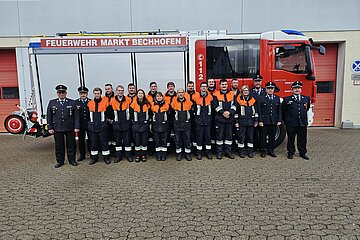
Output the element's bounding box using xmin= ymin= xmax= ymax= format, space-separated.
xmin=88 ymin=98 xmax=109 ymax=112
xmin=236 ymin=95 xmax=256 ymax=106
xmin=213 ymin=91 xmax=234 ymax=102
xmin=110 ymin=96 xmax=131 ymax=111
xmin=130 ymin=101 xmax=150 ymax=113
xmin=171 ymin=98 xmax=192 ymax=111
xmin=194 ymin=94 xmax=213 ymax=106
xmin=151 ymin=102 xmax=170 ymax=113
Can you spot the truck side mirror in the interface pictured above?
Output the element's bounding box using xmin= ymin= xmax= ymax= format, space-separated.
xmin=319 ymin=45 xmax=326 ymax=55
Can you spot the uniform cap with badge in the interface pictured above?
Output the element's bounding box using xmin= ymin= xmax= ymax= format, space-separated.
xmin=291 ymin=81 xmax=303 ymax=88
xmin=55 ymin=84 xmax=67 ymax=92
xmin=253 ymin=74 xmax=263 ymax=81
xmin=77 ymin=86 xmax=89 ymax=93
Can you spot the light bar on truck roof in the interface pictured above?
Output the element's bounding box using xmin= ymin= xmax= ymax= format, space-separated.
xmin=281 ymin=30 xmax=305 ymax=36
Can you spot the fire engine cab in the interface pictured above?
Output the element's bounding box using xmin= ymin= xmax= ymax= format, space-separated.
xmin=5 ymin=29 xmax=325 ymax=146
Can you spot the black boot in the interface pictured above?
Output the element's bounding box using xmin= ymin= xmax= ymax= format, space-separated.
xmin=185 ymin=154 xmax=192 ymax=161
xmin=176 ymin=154 xmax=182 ymax=161
xmin=248 ymin=148 xmax=254 ymax=158
xmin=77 ymin=155 xmax=86 ymax=162
xmin=225 ymin=152 xmax=235 ymax=159
xmin=114 ymin=152 xmax=122 ymax=163
xmin=239 ymin=149 xmax=245 ymax=158
xmin=89 ymin=156 xmax=98 ymax=165
xmin=104 ymin=157 xmax=111 ymax=164
xmin=260 ymin=151 xmax=267 ymax=158
xmin=125 ymin=152 xmax=133 ymax=162
xmin=196 ymin=152 xmax=202 ymax=160
xmin=268 ymin=150 xmax=277 ymax=158
xmin=205 ymin=152 xmax=212 ymax=159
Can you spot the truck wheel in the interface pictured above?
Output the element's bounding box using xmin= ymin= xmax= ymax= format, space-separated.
xmin=273 ymin=124 xmax=286 ymax=147
xmin=4 ymin=114 xmax=26 ymax=134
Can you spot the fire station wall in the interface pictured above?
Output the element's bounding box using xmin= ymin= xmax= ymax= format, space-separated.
xmin=305 ymin=31 xmax=360 ymax=128
xmin=1 ymin=0 xmax=360 ymax=36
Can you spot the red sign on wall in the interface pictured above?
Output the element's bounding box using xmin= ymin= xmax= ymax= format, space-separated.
xmin=40 ymin=36 xmax=187 ymax=48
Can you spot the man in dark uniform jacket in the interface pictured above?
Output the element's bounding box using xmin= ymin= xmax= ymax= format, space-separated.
xmin=251 ymin=74 xmax=266 ymax=151
xmin=47 ymin=85 xmax=80 ymax=168
xmin=282 ymin=81 xmax=311 ymax=160
xmin=257 ymin=81 xmax=282 ymax=158
xmin=75 ymin=86 xmax=90 ymax=162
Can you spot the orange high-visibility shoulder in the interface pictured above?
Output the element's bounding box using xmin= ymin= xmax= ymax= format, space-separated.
xmin=185 ymin=92 xmax=200 ymax=101
xmin=151 ymin=102 xmax=170 ymax=113
xmin=236 ymin=95 xmax=256 ymax=106
xmin=88 ymin=98 xmax=109 ymax=112
xmin=213 ymin=90 xmax=234 ymax=102
xmin=193 ymin=93 xmax=213 ymax=106
xmin=110 ymin=96 xmax=131 ymax=111
xmin=130 ymin=100 xmax=150 ymax=113
xmin=171 ymin=98 xmax=193 ymax=111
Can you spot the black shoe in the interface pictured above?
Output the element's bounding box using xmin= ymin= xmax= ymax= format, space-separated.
xmin=135 ymin=156 xmax=141 ymax=162
xmin=225 ymin=152 xmax=235 ymax=159
xmin=126 ymin=154 xmax=133 ymax=162
xmin=156 ymin=155 xmax=161 ymax=161
xmin=77 ymin=156 xmax=85 ymax=162
xmin=239 ymin=151 xmax=245 ymax=158
xmin=162 ymin=153 xmax=167 ymax=161
xmin=268 ymin=151 xmax=277 ymax=158
xmin=69 ymin=161 xmax=78 ymax=166
xmin=89 ymin=159 xmax=98 ymax=165
xmin=287 ymin=153 xmax=294 ymax=159
xmin=248 ymin=152 xmax=254 ymax=158
xmin=300 ymin=154 xmax=309 ymax=160
xmin=216 ymin=153 xmax=222 ymax=159
xmin=206 ymin=153 xmax=212 ymax=159
xmin=260 ymin=152 xmax=267 ymax=158
xmin=196 ymin=153 xmax=202 ymax=160
xmin=114 ymin=158 xmax=122 ymax=163
xmin=185 ymin=154 xmax=192 ymax=161
xmin=141 ymin=156 xmax=147 ymax=162
xmin=104 ymin=158 xmax=111 ymax=164
xmin=176 ymin=154 xmax=182 ymax=161
xmin=55 ymin=163 xmax=64 ymax=168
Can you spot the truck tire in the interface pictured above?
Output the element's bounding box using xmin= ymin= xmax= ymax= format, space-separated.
xmin=4 ymin=114 xmax=26 ymax=134
xmin=273 ymin=124 xmax=286 ymax=147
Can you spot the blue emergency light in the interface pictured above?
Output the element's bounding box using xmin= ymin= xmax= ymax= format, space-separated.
xmin=281 ymin=30 xmax=305 ymax=36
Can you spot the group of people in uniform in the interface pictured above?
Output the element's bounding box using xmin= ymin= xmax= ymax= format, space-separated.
xmin=47 ymin=75 xmax=311 ymax=168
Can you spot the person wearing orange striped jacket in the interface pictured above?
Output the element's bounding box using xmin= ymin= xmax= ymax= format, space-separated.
xmin=130 ymin=89 xmax=151 ymax=162
xmin=171 ymin=88 xmax=193 ymax=161
xmin=193 ymin=82 xmax=213 ymax=160
xmin=235 ymin=85 xmax=259 ymax=158
xmin=109 ymin=85 xmax=132 ymax=163
xmin=87 ymin=87 xmax=112 ymax=165
xmin=212 ymin=79 xmax=236 ymax=160
xmin=150 ymin=92 xmax=170 ymax=161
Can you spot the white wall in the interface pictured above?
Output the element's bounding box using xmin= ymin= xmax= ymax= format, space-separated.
xmin=0 ymin=0 xmax=359 ymax=37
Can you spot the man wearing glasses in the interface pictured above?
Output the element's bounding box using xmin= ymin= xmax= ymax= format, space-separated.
xmin=47 ymin=85 xmax=80 ymax=168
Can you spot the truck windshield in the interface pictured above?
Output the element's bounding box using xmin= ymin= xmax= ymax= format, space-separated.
xmin=206 ymin=39 xmax=260 ymax=78
xmin=275 ymin=45 xmax=309 ymax=74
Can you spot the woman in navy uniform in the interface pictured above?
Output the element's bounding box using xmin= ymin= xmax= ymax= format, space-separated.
xmin=282 ymin=81 xmax=311 ymax=160
xmin=257 ymin=82 xmax=282 ymax=158
xmin=75 ymin=86 xmax=90 ymax=162
xmin=46 ymin=85 xmax=80 ymax=168
xmin=235 ymin=85 xmax=258 ymax=158
xmin=130 ymin=89 xmax=151 ymax=162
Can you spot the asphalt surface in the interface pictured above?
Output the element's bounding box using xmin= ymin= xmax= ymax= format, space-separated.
xmin=0 ymin=128 xmax=360 ymax=239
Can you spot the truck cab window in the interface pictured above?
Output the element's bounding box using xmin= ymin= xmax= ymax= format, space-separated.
xmin=206 ymin=39 xmax=260 ymax=78
xmin=275 ymin=46 xmax=308 ymax=74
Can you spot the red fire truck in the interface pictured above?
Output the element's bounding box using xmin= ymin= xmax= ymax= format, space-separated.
xmin=5 ymin=29 xmax=324 ymax=145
